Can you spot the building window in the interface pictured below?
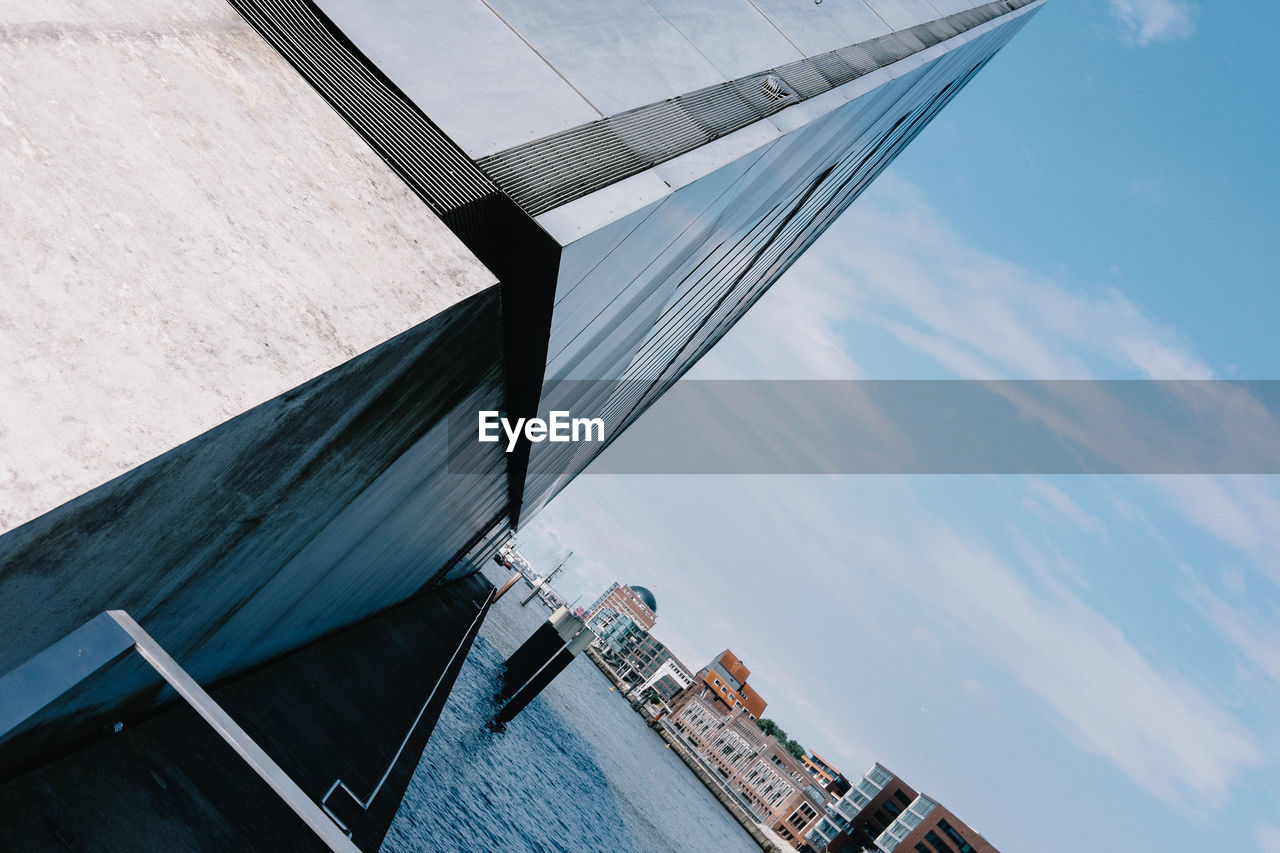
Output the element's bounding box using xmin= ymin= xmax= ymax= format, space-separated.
xmin=938 ymin=819 xmax=975 ymax=853
xmin=788 ymin=802 xmax=817 ymax=830
xmin=924 ymin=830 xmax=956 ymax=853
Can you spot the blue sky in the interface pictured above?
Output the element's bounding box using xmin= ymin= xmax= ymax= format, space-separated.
xmin=518 ymin=2 xmax=1280 ymax=851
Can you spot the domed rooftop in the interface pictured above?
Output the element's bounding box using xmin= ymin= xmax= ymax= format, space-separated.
xmin=629 ymin=585 xmax=657 ymax=613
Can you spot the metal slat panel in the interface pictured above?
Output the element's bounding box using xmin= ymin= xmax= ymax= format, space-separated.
xmin=775 ymin=59 xmax=833 ymax=98
xmin=477 ymin=0 xmax=1032 ymax=216
xmin=680 ymin=85 xmax=761 ymax=137
xmin=861 ymin=34 xmax=912 ymax=66
xmin=811 ymin=53 xmax=859 ymax=88
xmin=920 ymin=18 xmax=962 ymax=41
xmin=910 ymin=25 xmax=942 ymax=48
xmin=836 ymin=44 xmax=883 ymax=75
xmin=230 ymin=0 xmax=498 ymax=219
xmin=893 ymin=29 xmax=929 ymax=53
xmin=610 ymin=103 xmax=711 ymax=162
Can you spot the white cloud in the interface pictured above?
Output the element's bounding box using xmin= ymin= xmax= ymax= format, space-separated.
xmin=910 ymin=528 xmax=1261 ymax=808
xmin=1180 ymin=568 xmax=1280 ymax=689
xmin=1125 ymin=177 xmax=1166 ymax=199
xmin=525 ymin=165 xmax=1280 ymax=841
xmin=1155 ymin=477 xmax=1280 ymax=586
xmin=1110 ymin=0 xmax=1196 ymax=45
xmin=1022 ymin=478 xmax=1109 ymax=541
xmin=743 ymin=175 xmax=1209 ymax=381
xmin=541 ymin=473 xmax=1264 ymax=811
xmin=1257 ymin=822 xmax=1280 ymax=853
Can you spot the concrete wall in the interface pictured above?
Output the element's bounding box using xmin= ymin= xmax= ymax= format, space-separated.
xmin=0 ymin=289 xmax=509 ymax=761
xmin=0 ymin=0 xmax=495 ymax=535
xmin=0 ymin=0 xmax=511 ymax=750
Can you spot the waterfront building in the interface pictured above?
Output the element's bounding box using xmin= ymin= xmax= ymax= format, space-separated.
xmin=593 ymin=609 xmax=650 ymax=660
xmin=803 ymin=751 xmax=849 ymax=794
xmin=3 ymin=0 xmax=1041 ymax=735
xmin=635 ymin=658 xmax=696 ymax=704
xmin=619 ymin=630 xmax=677 ymax=681
xmin=578 ymin=599 xmax=695 ymax=703
xmin=804 ymin=764 xmax=1000 ymax=853
xmin=669 ymin=695 xmax=829 ymax=846
xmin=807 ymin=763 xmax=918 ymax=851
xmin=585 ymin=583 xmax=659 ymax=631
xmin=294 ymin=0 xmax=1049 ymax=532
xmin=680 ymin=649 xmax=769 ymax=721
xmin=2 ymin=0 xmax=1043 ymax=844
xmin=498 ymin=546 xmax=538 ymax=584
xmin=609 ymin=630 xmax=696 ymax=703
xmin=535 ymin=586 xmax=567 ymax=611
xmin=872 ymin=795 xmax=1000 ymax=853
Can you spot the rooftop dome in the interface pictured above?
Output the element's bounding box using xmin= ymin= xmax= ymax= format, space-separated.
xmin=629 ymin=585 xmax=657 ymax=613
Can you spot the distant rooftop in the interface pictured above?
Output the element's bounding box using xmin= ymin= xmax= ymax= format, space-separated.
xmin=629 ymin=585 xmax=657 ymax=613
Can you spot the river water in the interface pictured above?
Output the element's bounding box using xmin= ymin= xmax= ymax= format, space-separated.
xmin=381 ymin=567 xmax=758 ymax=853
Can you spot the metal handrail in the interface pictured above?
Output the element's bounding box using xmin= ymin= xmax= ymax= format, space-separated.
xmin=320 ymin=591 xmax=493 ymax=838
xmin=0 ymin=610 xmax=360 ymax=853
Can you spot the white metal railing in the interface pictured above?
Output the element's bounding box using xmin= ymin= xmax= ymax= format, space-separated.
xmin=0 ymin=610 xmax=359 ymax=852
xmin=320 ymin=592 xmax=492 ymax=837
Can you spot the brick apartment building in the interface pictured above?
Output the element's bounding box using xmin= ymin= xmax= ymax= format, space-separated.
xmin=584 ymin=582 xmax=658 ymax=631
xmin=806 ymin=764 xmax=1001 ymax=853
xmin=684 ymin=649 xmax=767 ymax=720
xmin=669 ymin=693 xmax=830 ymax=847
xmin=802 ymin=751 xmax=848 ymax=794
xmin=871 ymin=795 xmax=1001 ymax=853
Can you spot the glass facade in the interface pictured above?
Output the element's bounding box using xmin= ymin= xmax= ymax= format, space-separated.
xmin=516 ymin=5 xmax=1043 ymax=522
xmin=289 ymin=0 xmax=1044 ymax=531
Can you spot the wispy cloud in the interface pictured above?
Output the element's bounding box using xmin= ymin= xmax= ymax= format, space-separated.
xmin=1021 ymin=478 xmax=1109 ymax=542
xmin=908 ymin=528 xmax=1261 ymax=809
xmin=1180 ymin=569 xmax=1280 ymax=689
xmin=747 ymin=175 xmax=1208 ymax=381
xmin=1155 ymin=477 xmax=1280 ymax=586
xmin=1125 ymin=177 xmax=1166 ymax=199
xmin=1257 ymin=822 xmax=1280 ymax=853
xmin=1110 ymin=0 xmax=1196 ymax=45
xmin=527 ymin=163 xmax=1276 ymax=844
xmin=691 ymin=261 xmax=861 ymax=380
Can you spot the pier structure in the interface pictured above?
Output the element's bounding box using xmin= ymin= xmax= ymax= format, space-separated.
xmin=496 ymin=611 xmax=597 ymax=725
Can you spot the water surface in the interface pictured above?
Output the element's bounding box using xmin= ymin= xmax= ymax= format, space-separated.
xmin=382 ymin=568 xmax=757 ymax=853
